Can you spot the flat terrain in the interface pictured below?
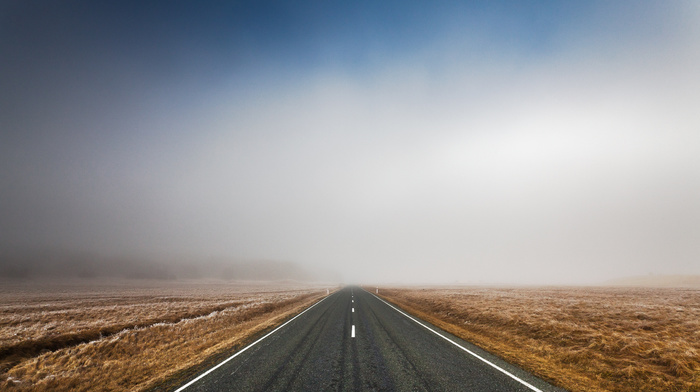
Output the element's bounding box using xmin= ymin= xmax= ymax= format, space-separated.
xmin=0 ymin=280 xmax=329 ymax=391
xmin=377 ymin=286 xmax=700 ymax=392
xmin=176 ymin=287 xmax=563 ymax=392
xmin=4 ymin=282 xmax=698 ymax=391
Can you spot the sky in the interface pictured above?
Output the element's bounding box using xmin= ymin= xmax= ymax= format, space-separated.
xmin=2 ymin=0 xmax=699 ymax=284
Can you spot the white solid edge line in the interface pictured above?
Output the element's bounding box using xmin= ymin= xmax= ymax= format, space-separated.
xmin=368 ymin=291 xmax=544 ymax=392
xmin=174 ymin=293 xmax=332 ymax=392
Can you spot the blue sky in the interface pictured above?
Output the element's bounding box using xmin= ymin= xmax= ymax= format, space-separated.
xmin=2 ymin=1 xmax=699 ymax=284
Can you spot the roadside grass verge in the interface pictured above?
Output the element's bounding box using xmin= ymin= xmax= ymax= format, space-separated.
xmin=1 ymin=281 xmax=330 ymax=391
xmin=376 ymin=286 xmax=700 ymax=392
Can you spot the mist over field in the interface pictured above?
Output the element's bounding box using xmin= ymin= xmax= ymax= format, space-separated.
xmin=2 ymin=1 xmax=700 ymax=285
xmin=0 ymin=249 xmax=336 ymax=282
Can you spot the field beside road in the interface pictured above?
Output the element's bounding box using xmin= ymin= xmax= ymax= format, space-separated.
xmin=0 ymin=280 xmax=330 ymax=391
xmin=377 ymin=286 xmax=700 ymax=392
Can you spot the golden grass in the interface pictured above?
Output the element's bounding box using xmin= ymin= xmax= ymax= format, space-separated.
xmin=0 ymin=280 xmax=331 ymax=391
xmin=376 ymin=286 xmax=700 ymax=392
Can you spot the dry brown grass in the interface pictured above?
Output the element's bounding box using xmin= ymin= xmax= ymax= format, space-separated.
xmin=0 ymin=280 xmax=332 ymax=391
xmin=376 ymin=286 xmax=700 ymax=392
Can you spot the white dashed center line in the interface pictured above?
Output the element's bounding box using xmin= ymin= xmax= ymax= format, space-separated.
xmin=350 ymin=290 xmax=356 ymax=338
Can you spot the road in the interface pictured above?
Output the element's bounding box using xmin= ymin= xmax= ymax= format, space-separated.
xmin=174 ymin=287 xmax=566 ymax=391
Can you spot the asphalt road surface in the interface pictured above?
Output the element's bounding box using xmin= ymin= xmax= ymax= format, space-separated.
xmin=175 ymin=287 xmax=566 ymax=392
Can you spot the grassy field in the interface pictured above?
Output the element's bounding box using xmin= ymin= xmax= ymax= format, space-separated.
xmin=377 ymin=286 xmax=700 ymax=392
xmin=0 ymin=280 xmax=330 ymax=391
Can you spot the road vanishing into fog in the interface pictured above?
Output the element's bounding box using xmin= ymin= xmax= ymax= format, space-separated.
xmin=174 ymin=287 xmax=566 ymax=392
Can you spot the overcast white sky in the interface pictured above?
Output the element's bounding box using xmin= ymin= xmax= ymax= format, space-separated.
xmin=2 ymin=1 xmax=699 ymax=284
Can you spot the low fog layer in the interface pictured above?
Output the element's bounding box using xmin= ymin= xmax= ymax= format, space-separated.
xmin=0 ymin=249 xmax=337 ymax=282
xmin=2 ymin=2 xmax=699 ymax=284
